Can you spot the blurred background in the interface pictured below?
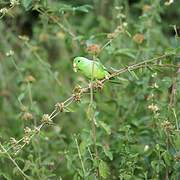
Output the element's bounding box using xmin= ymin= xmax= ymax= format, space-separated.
xmin=0 ymin=0 xmax=180 ymax=179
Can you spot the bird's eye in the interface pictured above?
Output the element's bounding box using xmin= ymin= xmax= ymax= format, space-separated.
xmin=78 ymin=60 xmax=80 ymax=63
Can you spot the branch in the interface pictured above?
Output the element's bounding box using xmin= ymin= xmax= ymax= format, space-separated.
xmin=0 ymin=143 xmax=30 ymax=179
xmin=4 ymin=52 xmax=173 ymax=155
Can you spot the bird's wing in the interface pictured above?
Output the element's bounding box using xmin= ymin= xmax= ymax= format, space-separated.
xmin=95 ymin=60 xmax=108 ymax=71
xmin=99 ymin=62 xmax=112 ymax=75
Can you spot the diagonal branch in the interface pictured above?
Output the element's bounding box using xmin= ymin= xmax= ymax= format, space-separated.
xmin=5 ymin=52 xmax=174 ymax=155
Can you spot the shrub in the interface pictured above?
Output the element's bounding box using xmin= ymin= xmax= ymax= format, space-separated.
xmin=0 ymin=0 xmax=180 ymax=179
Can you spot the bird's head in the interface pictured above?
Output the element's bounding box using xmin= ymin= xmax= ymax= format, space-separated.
xmin=73 ymin=57 xmax=87 ymax=72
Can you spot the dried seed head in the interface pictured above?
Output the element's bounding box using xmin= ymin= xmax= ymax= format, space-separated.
xmin=23 ymin=136 xmax=30 ymax=144
xmin=41 ymin=114 xmax=52 ymax=124
xmin=151 ymin=83 xmax=159 ymax=89
xmin=34 ymin=127 xmax=40 ymax=134
xmin=107 ymin=32 xmax=117 ymax=39
xmin=6 ymin=50 xmax=14 ymax=57
xmin=115 ymin=6 xmax=123 ymax=10
xmin=56 ymin=31 xmax=65 ymax=39
xmin=10 ymin=137 xmax=17 ymax=145
xmin=117 ymin=25 xmax=123 ymax=31
xmin=24 ymin=127 xmax=32 ymax=134
xmin=0 ymin=8 xmax=8 ymax=15
xmin=25 ymin=75 xmax=36 ymax=83
xmin=94 ymin=81 xmax=104 ymax=90
xmin=73 ymin=93 xmax=81 ymax=102
xmin=165 ymin=0 xmax=174 ymax=6
xmin=10 ymin=0 xmax=20 ymax=6
xmin=123 ymin=22 xmax=128 ymax=27
xmin=39 ymin=33 xmax=49 ymax=42
xmin=161 ymin=120 xmax=174 ymax=131
xmin=13 ymin=144 xmax=22 ymax=153
xmin=55 ymin=103 xmax=64 ymax=112
xmin=0 ymin=90 xmax=10 ymax=98
xmin=148 ymin=104 xmax=159 ymax=113
xmin=174 ymin=153 xmax=180 ymax=161
xmin=133 ymin=33 xmax=145 ymax=44
xmin=115 ymin=25 xmax=125 ymax=33
xmin=147 ymin=93 xmax=154 ymax=100
xmin=18 ymin=35 xmax=29 ymax=41
xmin=107 ymin=25 xmax=125 ymax=40
xmin=22 ymin=112 xmax=33 ymax=121
xmin=20 ymin=105 xmax=28 ymax=112
xmin=114 ymin=29 xmax=120 ymax=35
xmin=142 ymin=5 xmax=152 ymax=13
xmin=73 ymin=85 xmax=82 ymax=94
xmin=86 ymin=44 xmax=101 ymax=54
xmin=116 ymin=13 xmax=126 ymax=19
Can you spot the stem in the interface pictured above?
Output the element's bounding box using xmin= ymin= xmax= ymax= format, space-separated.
xmin=89 ymin=55 xmax=100 ymax=177
xmin=35 ymin=8 xmax=76 ymax=38
xmin=74 ymin=137 xmax=86 ymax=177
xmin=0 ymin=143 xmax=31 ymax=179
xmin=27 ymin=82 xmax=33 ymax=107
xmin=102 ymin=53 xmax=171 ymax=83
xmin=172 ymin=108 xmax=179 ymax=131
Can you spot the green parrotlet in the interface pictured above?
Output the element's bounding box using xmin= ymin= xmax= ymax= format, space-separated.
xmin=73 ymin=57 xmax=110 ymax=80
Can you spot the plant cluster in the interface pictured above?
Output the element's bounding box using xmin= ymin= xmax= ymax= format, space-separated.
xmin=0 ymin=0 xmax=180 ymax=179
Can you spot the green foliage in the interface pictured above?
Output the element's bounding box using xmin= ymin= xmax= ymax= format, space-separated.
xmin=0 ymin=0 xmax=180 ymax=179
xmin=22 ymin=0 xmax=32 ymax=10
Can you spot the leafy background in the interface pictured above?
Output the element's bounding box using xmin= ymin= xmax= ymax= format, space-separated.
xmin=0 ymin=0 xmax=180 ymax=179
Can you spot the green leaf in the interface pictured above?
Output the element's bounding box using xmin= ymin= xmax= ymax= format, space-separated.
xmin=80 ymin=141 xmax=87 ymax=155
xmin=0 ymin=172 xmax=11 ymax=180
xmin=22 ymin=0 xmax=32 ymax=10
xmin=23 ymin=160 xmax=31 ymax=172
xmin=165 ymin=47 xmax=175 ymax=55
xmin=18 ymin=92 xmax=25 ymax=103
xmin=176 ymin=47 xmax=180 ymax=54
xmin=114 ymin=49 xmax=136 ymax=59
xmin=59 ymin=4 xmax=93 ymax=13
xmin=162 ymin=151 xmax=172 ymax=166
xmin=98 ymin=121 xmax=111 ymax=135
xmin=99 ymin=160 xmax=109 ymax=179
xmin=103 ymin=147 xmax=113 ymax=160
xmin=127 ymin=69 xmax=139 ymax=80
xmin=86 ymin=103 xmax=96 ymax=121
xmin=66 ymin=154 xmax=73 ymax=170
xmin=75 ymin=5 xmax=93 ymax=13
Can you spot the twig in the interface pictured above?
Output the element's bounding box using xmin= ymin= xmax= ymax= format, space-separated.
xmin=101 ymin=53 xmax=170 ymax=83
xmin=35 ymin=8 xmax=76 ymax=38
xmin=89 ymin=55 xmax=99 ymax=177
xmin=74 ymin=137 xmax=86 ymax=177
xmin=0 ymin=143 xmax=30 ymax=179
xmin=172 ymin=108 xmax=179 ymax=131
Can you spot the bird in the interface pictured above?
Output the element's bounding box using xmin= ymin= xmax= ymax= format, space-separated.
xmin=73 ymin=57 xmax=110 ymax=80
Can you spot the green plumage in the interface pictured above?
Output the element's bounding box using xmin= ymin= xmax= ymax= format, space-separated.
xmin=73 ymin=57 xmax=110 ymax=80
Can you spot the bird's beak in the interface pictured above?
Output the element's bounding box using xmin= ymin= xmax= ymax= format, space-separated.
xmin=73 ymin=63 xmax=77 ymax=72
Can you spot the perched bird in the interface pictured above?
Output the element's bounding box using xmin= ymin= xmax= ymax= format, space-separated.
xmin=73 ymin=57 xmax=110 ymax=80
